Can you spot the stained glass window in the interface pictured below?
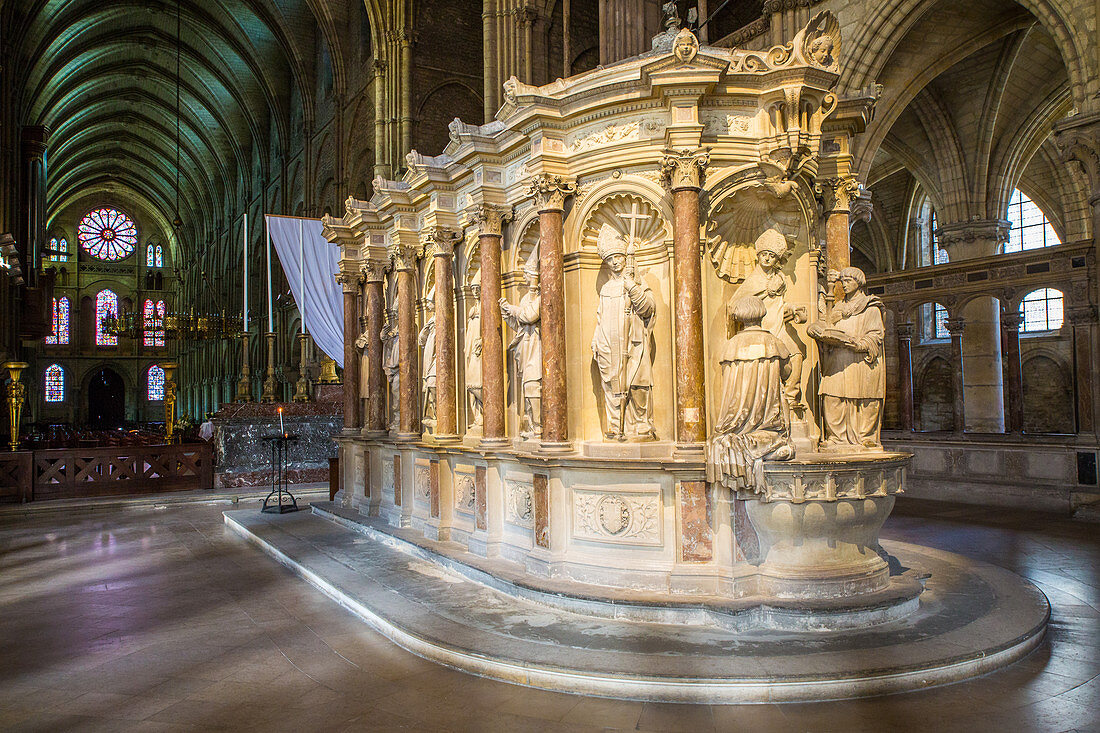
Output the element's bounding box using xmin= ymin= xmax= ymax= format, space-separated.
xmin=146 ymin=243 xmax=154 ymax=263
xmin=147 ymin=365 xmax=165 ymax=401
xmin=47 ymin=237 xmax=69 ymax=263
xmin=78 ymin=208 xmax=137 ymax=260
xmin=45 ymin=296 xmax=70 ymax=345
xmin=96 ymin=289 xmax=119 ymax=346
xmin=1020 ymin=288 xmax=1064 ymax=333
xmin=155 ymin=244 xmax=163 ymax=267
xmin=143 ymin=299 xmax=165 ymax=347
xmin=1006 ymin=190 xmax=1060 ymax=253
xmin=919 ymin=302 xmax=950 ymax=341
xmin=44 ymin=364 xmax=64 ymax=403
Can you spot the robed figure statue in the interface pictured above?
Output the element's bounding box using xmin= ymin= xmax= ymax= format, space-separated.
xmin=418 ymin=293 xmax=437 ymax=432
xmin=465 ymin=273 xmax=483 ymax=429
xmin=807 ymin=266 xmax=886 ymax=450
xmin=707 ymin=296 xmax=795 ymax=492
xmin=501 ymin=249 xmax=542 ymax=440
xmin=382 ymin=308 xmax=399 ymax=430
xmin=730 ymin=228 xmax=806 ymax=406
xmin=591 ymin=224 xmax=657 ymax=442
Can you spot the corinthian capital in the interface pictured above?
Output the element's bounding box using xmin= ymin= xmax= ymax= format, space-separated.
xmin=660 ymin=147 xmax=711 ymax=191
xmin=470 ymin=204 xmax=509 ymax=237
xmin=420 ymin=226 xmax=461 ymax=259
xmin=389 ymin=243 xmax=419 ymax=272
xmin=819 ymin=176 xmax=863 ymax=213
xmin=360 ymin=259 xmax=389 ymax=283
xmin=526 ymin=175 xmax=575 ymax=212
xmin=1053 ymin=113 xmax=1100 ymax=199
xmin=335 ymin=271 xmax=360 ymax=294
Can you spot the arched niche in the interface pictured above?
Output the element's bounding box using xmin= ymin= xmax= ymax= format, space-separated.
xmin=565 ymin=190 xmax=673 ymax=444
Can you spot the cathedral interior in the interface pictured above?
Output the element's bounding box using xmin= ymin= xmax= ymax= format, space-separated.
xmin=0 ymin=0 xmax=1098 ymax=730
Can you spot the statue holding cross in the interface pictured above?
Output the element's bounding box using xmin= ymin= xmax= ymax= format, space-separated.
xmin=591 ymin=213 xmax=658 ymax=442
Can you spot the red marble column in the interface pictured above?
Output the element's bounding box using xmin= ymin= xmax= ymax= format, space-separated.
xmin=528 ymin=175 xmax=575 ymax=451
xmin=474 ymin=205 xmax=508 ymax=448
xmin=662 ymin=149 xmax=710 ymax=447
xmin=896 ymin=322 xmax=914 ymax=432
xmin=429 ymin=229 xmax=460 ymax=442
xmin=394 ymin=247 xmax=420 ymax=439
xmin=1000 ymin=312 xmax=1023 ymax=433
xmin=946 ymin=317 xmax=966 ymax=433
xmin=362 ymin=262 xmax=387 ymax=434
xmin=823 ymin=177 xmax=860 ymax=297
xmin=338 ymin=272 xmax=361 ymax=431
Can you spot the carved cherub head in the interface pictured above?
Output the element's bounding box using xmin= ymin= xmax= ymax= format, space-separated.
xmin=809 ymin=35 xmax=834 ymax=67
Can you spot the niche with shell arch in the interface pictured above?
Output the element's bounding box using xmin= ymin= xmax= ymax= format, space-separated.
xmin=572 ymin=191 xmax=674 ymax=443
xmin=702 ymin=167 xmax=820 ymax=435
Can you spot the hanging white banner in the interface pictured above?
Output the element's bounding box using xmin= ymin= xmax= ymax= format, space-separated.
xmin=265 ymin=215 xmax=344 ymax=367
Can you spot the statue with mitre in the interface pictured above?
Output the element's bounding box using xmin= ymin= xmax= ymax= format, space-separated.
xmin=591 ymin=223 xmax=657 ymax=441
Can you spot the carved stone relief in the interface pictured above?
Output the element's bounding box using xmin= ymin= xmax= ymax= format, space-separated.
xmin=454 ymin=467 xmax=476 ymax=514
xmin=414 ymin=460 xmax=431 ymax=504
xmin=572 ymin=487 xmax=662 ymax=546
xmin=504 ymin=477 xmax=535 ymax=528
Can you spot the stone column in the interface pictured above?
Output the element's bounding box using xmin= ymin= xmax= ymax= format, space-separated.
xmin=1000 ymin=311 xmax=1023 ymax=433
xmin=939 ymin=220 xmax=1011 ymax=433
xmin=821 ymin=177 xmax=861 ymax=276
xmin=946 ymin=317 xmax=966 ymax=434
xmin=527 ymin=175 xmax=575 ymax=451
xmin=19 ymin=125 xmax=48 ymax=287
xmin=473 ymin=205 xmax=509 ymax=448
xmin=1068 ymin=305 xmax=1097 ymax=435
xmin=896 ymin=322 xmax=914 ymax=432
xmin=661 ymin=148 xmax=710 ymax=449
xmin=426 ymin=228 xmax=461 ymax=443
xmin=337 ymin=272 xmax=361 ymax=432
xmin=392 ymin=245 xmax=421 ymax=439
xmin=362 ymin=261 xmax=388 ymax=435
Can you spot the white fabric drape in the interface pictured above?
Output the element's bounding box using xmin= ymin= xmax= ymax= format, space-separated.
xmin=266 ymin=215 xmax=344 ymax=367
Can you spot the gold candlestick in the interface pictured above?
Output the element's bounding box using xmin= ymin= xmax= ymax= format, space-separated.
xmin=235 ymin=332 xmax=254 ymax=402
xmin=162 ymin=362 xmax=178 ymax=443
xmin=293 ymin=333 xmax=311 ymax=402
xmin=4 ymin=362 xmax=28 ymax=451
xmin=261 ymin=332 xmax=277 ymax=402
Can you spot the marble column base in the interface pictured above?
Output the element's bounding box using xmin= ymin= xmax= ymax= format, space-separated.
xmin=538 ymin=440 xmax=574 ymax=455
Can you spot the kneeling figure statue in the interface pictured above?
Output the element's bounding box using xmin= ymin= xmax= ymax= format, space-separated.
xmin=707 ymin=295 xmax=794 ymax=493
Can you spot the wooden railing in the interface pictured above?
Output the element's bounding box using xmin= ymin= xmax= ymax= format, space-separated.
xmin=0 ymin=443 xmax=213 ymax=503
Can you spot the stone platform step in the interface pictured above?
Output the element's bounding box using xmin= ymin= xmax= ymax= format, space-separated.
xmin=224 ymin=504 xmax=1049 ymax=703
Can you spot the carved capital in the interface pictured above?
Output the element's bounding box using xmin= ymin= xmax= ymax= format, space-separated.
xmin=850 ymin=189 xmax=873 ymax=225
xmin=389 ymin=243 xmax=419 ymax=272
xmin=470 ymin=204 xmax=509 ymax=238
xmin=420 ymin=226 xmax=461 ymax=258
xmin=819 ymin=176 xmax=862 ymax=213
xmin=945 ymin=317 xmax=966 ymax=336
xmin=1067 ymin=304 xmax=1098 ymax=326
xmin=526 ymin=174 xmax=575 ymax=212
xmin=660 ymin=148 xmax=711 ymax=191
xmin=360 ymin=259 xmax=389 ymax=283
xmin=896 ymin=322 xmax=914 ymax=341
xmin=1053 ymin=113 xmax=1100 ymax=199
xmin=336 ymin=271 xmax=360 ymax=295
xmin=936 ymin=219 xmax=1011 ymax=259
xmin=1000 ymin=312 xmax=1022 ymax=332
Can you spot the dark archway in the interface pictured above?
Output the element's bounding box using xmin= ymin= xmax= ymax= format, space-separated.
xmin=87 ymin=368 xmax=125 ymax=427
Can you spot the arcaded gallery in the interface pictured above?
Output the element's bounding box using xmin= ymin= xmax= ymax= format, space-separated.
xmin=0 ymin=0 xmax=1097 ymax=730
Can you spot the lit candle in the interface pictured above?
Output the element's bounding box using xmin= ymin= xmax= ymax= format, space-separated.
xmin=243 ymin=213 xmax=248 ymax=332
xmin=299 ymin=218 xmax=307 ymax=336
xmin=266 ymin=214 xmax=274 ymax=330
xmin=278 ymin=406 xmax=284 ymax=435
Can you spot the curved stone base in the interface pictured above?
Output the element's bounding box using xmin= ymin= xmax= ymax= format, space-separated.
xmin=225 ymin=505 xmax=1050 ymax=703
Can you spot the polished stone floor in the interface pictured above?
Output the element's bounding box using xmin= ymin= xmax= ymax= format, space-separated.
xmin=0 ymin=495 xmax=1096 ymax=732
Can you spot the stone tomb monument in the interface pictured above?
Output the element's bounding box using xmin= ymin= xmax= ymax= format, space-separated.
xmin=322 ymin=13 xmax=911 ymax=604
xmin=216 ymin=11 xmax=1049 ymax=701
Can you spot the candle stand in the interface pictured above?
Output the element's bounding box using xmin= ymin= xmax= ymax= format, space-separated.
xmin=261 ymin=432 xmax=300 ymax=513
